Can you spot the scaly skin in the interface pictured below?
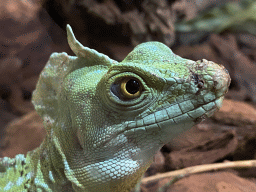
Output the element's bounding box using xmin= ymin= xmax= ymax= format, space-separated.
xmin=0 ymin=25 xmax=230 ymax=192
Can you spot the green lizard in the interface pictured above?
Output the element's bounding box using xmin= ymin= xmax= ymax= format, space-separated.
xmin=0 ymin=24 xmax=230 ymax=192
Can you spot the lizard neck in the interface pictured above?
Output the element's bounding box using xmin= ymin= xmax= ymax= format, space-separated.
xmin=27 ymin=135 xmax=73 ymax=191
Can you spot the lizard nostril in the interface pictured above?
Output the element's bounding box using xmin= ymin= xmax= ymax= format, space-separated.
xmin=192 ymin=73 xmax=204 ymax=89
xmin=197 ymin=80 xmax=204 ymax=89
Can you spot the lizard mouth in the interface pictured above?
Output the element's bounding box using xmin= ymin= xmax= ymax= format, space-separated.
xmin=91 ymin=95 xmax=223 ymax=150
xmin=123 ymin=95 xmax=224 ymax=142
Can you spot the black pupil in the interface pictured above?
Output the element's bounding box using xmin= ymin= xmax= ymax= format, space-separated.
xmin=126 ymin=79 xmax=140 ymax=94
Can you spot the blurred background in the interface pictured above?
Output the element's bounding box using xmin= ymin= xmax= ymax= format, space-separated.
xmin=0 ymin=0 xmax=256 ymax=191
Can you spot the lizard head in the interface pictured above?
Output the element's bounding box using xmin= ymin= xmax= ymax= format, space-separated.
xmin=93 ymin=41 xmax=230 ymax=164
xmin=103 ymin=42 xmax=230 ymax=141
xmin=32 ymin=25 xmax=230 ymax=191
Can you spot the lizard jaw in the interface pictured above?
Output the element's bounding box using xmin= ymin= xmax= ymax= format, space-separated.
xmin=123 ymin=95 xmax=223 ymax=144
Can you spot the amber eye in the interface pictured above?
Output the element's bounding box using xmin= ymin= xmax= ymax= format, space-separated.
xmin=121 ymin=78 xmax=141 ymax=98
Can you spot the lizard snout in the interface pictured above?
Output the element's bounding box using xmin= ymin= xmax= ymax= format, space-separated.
xmin=192 ymin=59 xmax=231 ymax=99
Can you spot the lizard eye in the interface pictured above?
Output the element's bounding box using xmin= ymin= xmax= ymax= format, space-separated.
xmin=121 ymin=78 xmax=141 ymax=98
xmin=110 ymin=77 xmax=143 ymax=100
